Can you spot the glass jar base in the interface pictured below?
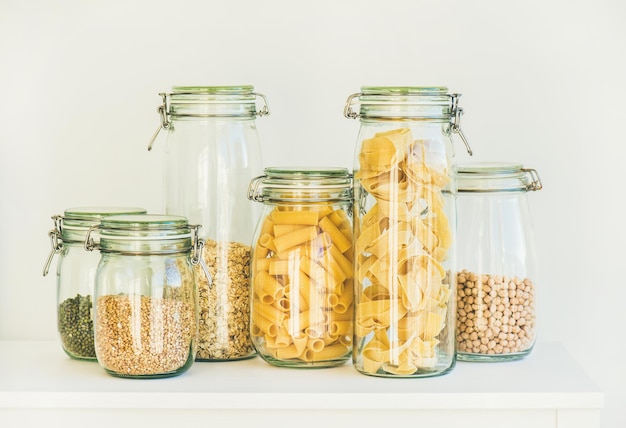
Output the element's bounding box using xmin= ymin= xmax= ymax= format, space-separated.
xmin=103 ymin=368 xmax=190 ymax=379
xmin=259 ymin=354 xmax=350 ymax=369
xmin=354 ymin=362 xmax=456 ymax=379
xmin=457 ymin=348 xmax=533 ymax=362
xmin=196 ymin=353 xmax=257 ymax=362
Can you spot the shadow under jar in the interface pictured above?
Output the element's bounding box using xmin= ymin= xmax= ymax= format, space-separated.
xmin=455 ymin=163 xmax=542 ymax=362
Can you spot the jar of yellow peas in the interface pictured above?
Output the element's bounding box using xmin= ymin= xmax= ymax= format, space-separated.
xmin=344 ymin=86 xmax=472 ymax=378
xmin=247 ymin=167 xmax=354 ymax=368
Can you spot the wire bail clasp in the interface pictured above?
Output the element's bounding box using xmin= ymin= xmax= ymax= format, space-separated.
xmin=450 ymin=93 xmax=473 ymax=156
xmin=148 ymin=93 xmax=171 ymax=151
xmin=255 ymin=93 xmax=271 ymax=117
xmin=43 ymin=215 xmax=64 ymax=276
xmin=190 ymin=224 xmax=212 ymax=287
xmin=343 ymin=92 xmax=362 ymax=119
xmin=523 ymin=168 xmax=543 ymax=191
xmin=83 ymin=225 xmax=101 ymax=252
xmin=247 ymin=175 xmax=268 ymax=202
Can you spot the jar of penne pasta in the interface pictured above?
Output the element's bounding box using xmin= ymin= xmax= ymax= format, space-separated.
xmin=42 ymin=206 xmax=147 ymax=361
xmin=86 ymin=214 xmax=205 ymax=378
xmin=247 ymin=167 xmax=354 ymax=368
xmin=148 ymin=86 xmax=269 ymax=361
xmin=344 ymin=86 xmax=472 ymax=378
xmin=456 ymin=163 xmax=542 ymax=362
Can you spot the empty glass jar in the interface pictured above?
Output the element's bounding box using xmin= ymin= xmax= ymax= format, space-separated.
xmin=248 ymin=167 xmax=354 ymax=368
xmin=87 ymin=214 xmax=202 ymax=378
xmin=148 ymin=86 xmax=268 ymax=361
xmin=344 ymin=86 xmax=472 ymax=378
xmin=43 ymin=206 xmax=147 ymax=360
xmin=455 ymin=162 xmax=542 ymax=361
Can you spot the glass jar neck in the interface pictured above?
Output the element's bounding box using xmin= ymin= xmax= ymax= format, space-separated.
xmin=95 ymin=215 xmax=194 ymax=256
xmin=248 ymin=167 xmax=353 ymax=204
xmin=346 ymin=86 xmax=457 ymax=121
xmin=344 ymin=86 xmax=472 ymax=155
xmin=457 ymin=163 xmax=543 ymax=193
xmin=57 ymin=207 xmax=147 ymax=244
xmin=166 ymin=86 xmax=268 ymax=120
xmin=148 ymin=86 xmax=269 ymax=151
xmin=43 ymin=207 xmax=148 ymax=276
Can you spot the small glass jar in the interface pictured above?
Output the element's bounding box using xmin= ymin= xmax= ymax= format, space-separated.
xmin=344 ymin=86 xmax=472 ymax=378
xmin=43 ymin=206 xmax=147 ymax=360
xmin=455 ymin=162 xmax=542 ymax=362
xmin=86 ymin=214 xmax=202 ymax=378
xmin=149 ymin=86 xmax=268 ymax=361
xmin=247 ymin=167 xmax=354 ymax=368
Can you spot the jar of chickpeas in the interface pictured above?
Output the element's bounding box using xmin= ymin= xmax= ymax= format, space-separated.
xmin=247 ymin=167 xmax=353 ymax=368
xmin=455 ymin=163 xmax=542 ymax=361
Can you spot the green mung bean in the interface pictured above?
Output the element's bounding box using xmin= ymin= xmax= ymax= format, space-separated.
xmin=58 ymin=294 xmax=95 ymax=359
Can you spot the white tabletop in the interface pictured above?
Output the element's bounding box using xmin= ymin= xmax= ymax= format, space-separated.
xmin=0 ymin=340 xmax=603 ymax=411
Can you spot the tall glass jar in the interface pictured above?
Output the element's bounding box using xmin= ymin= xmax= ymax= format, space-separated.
xmin=455 ymin=162 xmax=542 ymax=362
xmin=247 ymin=167 xmax=354 ymax=368
xmin=86 ymin=214 xmax=202 ymax=378
xmin=43 ymin=206 xmax=147 ymax=360
xmin=344 ymin=86 xmax=472 ymax=378
xmin=148 ymin=86 xmax=268 ymax=361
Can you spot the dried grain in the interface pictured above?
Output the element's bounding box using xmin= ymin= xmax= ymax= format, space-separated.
xmin=95 ymin=294 xmax=195 ymax=376
xmin=196 ymin=239 xmax=255 ymax=360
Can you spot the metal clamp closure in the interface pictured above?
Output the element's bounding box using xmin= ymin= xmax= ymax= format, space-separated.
xmin=343 ymin=92 xmax=362 ymax=119
xmin=450 ymin=94 xmax=473 ymax=156
xmin=42 ymin=215 xmax=64 ymax=276
xmin=247 ymin=175 xmax=267 ymax=202
xmin=523 ymin=168 xmax=543 ymax=191
xmin=148 ymin=93 xmax=170 ymax=151
xmin=189 ymin=224 xmax=213 ymax=288
xmin=344 ymin=92 xmax=473 ymax=156
xmin=147 ymin=92 xmax=270 ymax=151
xmin=84 ymin=225 xmax=100 ymax=252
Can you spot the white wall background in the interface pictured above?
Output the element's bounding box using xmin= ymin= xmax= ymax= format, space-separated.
xmin=1 ymin=0 xmax=624 ymax=426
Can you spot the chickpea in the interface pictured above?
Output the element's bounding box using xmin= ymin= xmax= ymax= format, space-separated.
xmin=456 ymin=270 xmax=536 ymax=356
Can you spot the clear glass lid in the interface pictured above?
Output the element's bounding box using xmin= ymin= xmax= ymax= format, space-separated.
xmin=248 ymin=167 xmax=353 ymax=203
xmin=99 ymin=214 xmax=190 ymax=231
xmin=456 ymin=162 xmax=542 ymax=193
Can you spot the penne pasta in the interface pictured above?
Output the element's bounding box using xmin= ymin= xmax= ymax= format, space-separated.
xmin=273 ymin=226 xmax=318 ymax=253
xmin=319 ymin=216 xmax=352 ymax=253
xmin=271 ymin=210 xmax=319 ymax=226
xmin=250 ymin=203 xmax=354 ymax=366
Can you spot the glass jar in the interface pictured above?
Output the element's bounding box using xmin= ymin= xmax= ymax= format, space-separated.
xmin=148 ymin=85 xmax=268 ymax=361
xmin=86 ymin=214 xmax=202 ymax=378
xmin=344 ymin=86 xmax=472 ymax=378
xmin=455 ymin=162 xmax=542 ymax=362
xmin=247 ymin=167 xmax=354 ymax=368
xmin=43 ymin=206 xmax=147 ymax=360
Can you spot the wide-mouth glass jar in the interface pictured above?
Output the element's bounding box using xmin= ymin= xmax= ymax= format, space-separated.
xmin=455 ymin=162 xmax=542 ymax=362
xmin=345 ymin=86 xmax=472 ymax=378
xmin=43 ymin=206 xmax=147 ymax=360
xmin=87 ymin=214 xmax=202 ymax=378
xmin=148 ymin=85 xmax=269 ymax=361
xmin=247 ymin=167 xmax=354 ymax=368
